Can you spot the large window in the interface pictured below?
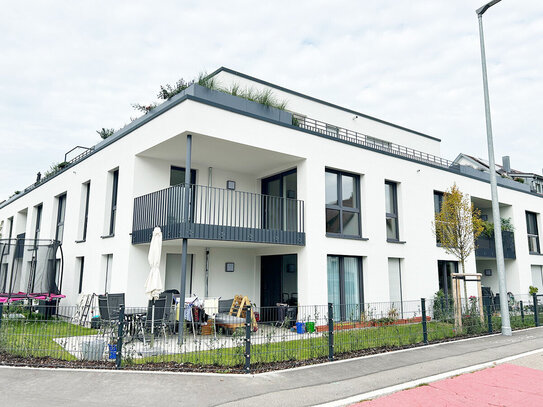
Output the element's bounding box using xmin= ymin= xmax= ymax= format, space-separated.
xmin=388 ymin=258 xmax=403 ymax=317
xmin=325 ymin=169 xmax=361 ymax=237
xmin=526 ymin=211 xmax=540 ymax=254
xmin=434 ymin=191 xmax=444 ymax=214
xmin=262 ymin=169 xmax=298 ymax=231
xmin=55 ymin=194 xmax=67 ymax=243
xmin=81 ymin=182 xmax=90 ymax=241
xmin=103 ymin=254 xmax=113 ymax=293
xmin=531 ymin=265 xmax=543 ymax=293
xmin=327 ymin=255 xmax=363 ymax=321
xmin=108 ymin=170 xmax=119 ymax=236
xmin=77 ymin=257 xmax=85 ymax=294
xmin=434 ymin=191 xmax=444 ymax=244
xmin=168 ymin=166 xmax=196 ymax=224
xmin=170 ymin=166 xmax=196 ymax=186
xmin=5 ymin=217 xmax=13 ymax=253
xmin=34 ymin=204 xmax=43 ymax=241
xmin=385 ymin=181 xmax=399 ymax=241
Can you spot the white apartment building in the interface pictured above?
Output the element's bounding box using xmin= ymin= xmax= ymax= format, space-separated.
xmin=1 ymin=67 xmax=542 ymax=317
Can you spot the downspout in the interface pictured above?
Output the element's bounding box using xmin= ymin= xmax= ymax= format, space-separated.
xmin=205 ymin=248 xmax=210 ymax=298
xmin=204 ymin=167 xmax=212 ymax=298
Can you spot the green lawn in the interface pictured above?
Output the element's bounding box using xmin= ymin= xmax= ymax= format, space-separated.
xmin=130 ymin=322 xmax=462 ymax=367
xmin=0 ymin=318 xmax=97 ymax=361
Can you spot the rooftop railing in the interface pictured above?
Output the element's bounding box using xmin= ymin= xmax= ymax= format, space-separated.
xmin=294 ymin=116 xmax=454 ymax=169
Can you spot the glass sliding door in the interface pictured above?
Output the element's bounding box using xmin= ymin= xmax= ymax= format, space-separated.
xmin=343 ymin=257 xmax=361 ymax=320
xmin=262 ymin=169 xmax=297 ymax=231
xmin=327 ymin=256 xmax=341 ymax=321
xmin=327 ymin=255 xmax=363 ymax=321
xmin=168 ymin=166 xmax=196 ymax=224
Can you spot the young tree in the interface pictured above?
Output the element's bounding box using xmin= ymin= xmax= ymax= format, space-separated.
xmin=433 ymin=184 xmax=484 ymax=303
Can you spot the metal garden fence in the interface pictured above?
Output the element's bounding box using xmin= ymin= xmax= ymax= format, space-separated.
xmin=1 ymin=293 xmax=541 ymax=373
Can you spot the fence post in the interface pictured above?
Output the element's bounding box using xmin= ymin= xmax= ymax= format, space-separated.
xmin=533 ymin=293 xmax=539 ymax=327
xmin=520 ymin=300 xmax=524 ymax=324
xmin=0 ymin=303 xmax=3 ymax=329
xmin=486 ymin=301 xmax=492 ymax=333
xmin=328 ymin=303 xmax=334 ymax=361
xmin=421 ymin=298 xmax=428 ymax=345
xmin=244 ymin=305 xmax=251 ymax=374
xmin=116 ymin=304 xmax=125 ymax=369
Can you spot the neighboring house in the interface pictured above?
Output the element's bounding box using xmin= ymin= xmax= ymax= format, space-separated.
xmin=1 ymin=67 xmax=543 ymax=314
xmin=454 ymin=153 xmax=543 ymax=195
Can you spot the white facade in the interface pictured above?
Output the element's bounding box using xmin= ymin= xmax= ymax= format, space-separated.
xmin=1 ymin=67 xmax=542 ymax=311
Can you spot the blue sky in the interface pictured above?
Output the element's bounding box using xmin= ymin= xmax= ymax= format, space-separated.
xmin=1 ymin=1 xmax=542 ymax=201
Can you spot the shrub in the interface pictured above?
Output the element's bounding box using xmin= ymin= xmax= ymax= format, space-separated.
xmin=96 ymin=128 xmax=115 ymax=140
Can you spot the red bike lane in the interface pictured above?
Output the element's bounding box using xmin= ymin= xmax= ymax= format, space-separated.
xmin=353 ymin=364 xmax=543 ymax=406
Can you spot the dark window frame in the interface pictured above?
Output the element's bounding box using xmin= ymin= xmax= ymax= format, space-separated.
xmin=5 ymin=217 xmax=13 ymax=254
xmin=526 ymin=211 xmax=541 ymax=254
xmin=434 ymin=191 xmax=444 ymax=245
xmin=34 ymin=204 xmax=43 ymax=241
xmin=169 ymin=166 xmax=197 ymax=223
xmin=325 ymin=169 xmax=362 ymax=238
xmin=78 ymin=257 xmax=85 ymax=294
xmin=82 ymin=182 xmax=91 ymax=241
xmin=169 ymin=166 xmax=196 ymax=186
xmin=261 ymin=168 xmax=298 ymax=231
xmin=433 ymin=191 xmax=444 ymax=214
xmin=327 ymin=255 xmax=364 ymax=321
xmin=55 ymin=194 xmax=67 ymax=243
xmin=385 ymin=181 xmax=399 ymax=241
xmin=109 ymin=170 xmax=119 ymax=236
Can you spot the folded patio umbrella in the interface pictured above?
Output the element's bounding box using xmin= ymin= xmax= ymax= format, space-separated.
xmin=145 ymin=227 xmax=163 ymax=343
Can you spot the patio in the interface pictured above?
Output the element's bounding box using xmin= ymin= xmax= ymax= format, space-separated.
xmin=53 ymin=322 xmax=325 ymax=362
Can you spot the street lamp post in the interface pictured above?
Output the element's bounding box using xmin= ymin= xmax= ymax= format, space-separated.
xmin=476 ymin=0 xmax=512 ymax=336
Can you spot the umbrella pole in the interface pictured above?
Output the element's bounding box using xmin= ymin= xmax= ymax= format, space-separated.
xmin=151 ymin=300 xmax=155 ymax=348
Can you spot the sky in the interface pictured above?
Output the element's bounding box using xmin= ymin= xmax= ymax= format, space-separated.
xmin=1 ymin=1 xmax=542 ymax=201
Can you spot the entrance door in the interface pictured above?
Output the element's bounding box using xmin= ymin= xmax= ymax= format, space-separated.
xmin=262 ymin=169 xmax=297 ymax=231
xmin=260 ymin=254 xmax=297 ymax=321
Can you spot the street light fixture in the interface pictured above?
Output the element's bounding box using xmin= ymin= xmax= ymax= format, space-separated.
xmin=476 ymin=0 xmax=512 ymax=336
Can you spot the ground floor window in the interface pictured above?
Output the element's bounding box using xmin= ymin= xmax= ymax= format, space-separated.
xmin=388 ymin=258 xmax=403 ymax=317
xmin=531 ymin=265 xmax=543 ymax=293
xmin=437 ymin=260 xmax=457 ymax=299
xmin=327 ymin=255 xmax=363 ymax=321
xmin=103 ymin=254 xmax=113 ymax=293
xmin=77 ymin=257 xmax=85 ymax=294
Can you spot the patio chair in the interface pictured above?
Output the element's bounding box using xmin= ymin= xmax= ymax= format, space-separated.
xmin=97 ymin=293 xmax=125 ymax=337
xmin=137 ymin=298 xmax=167 ymax=345
xmin=159 ymin=291 xmax=176 ymax=333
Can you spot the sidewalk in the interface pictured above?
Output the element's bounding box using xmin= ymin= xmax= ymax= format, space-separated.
xmin=1 ymin=327 xmax=542 ymax=407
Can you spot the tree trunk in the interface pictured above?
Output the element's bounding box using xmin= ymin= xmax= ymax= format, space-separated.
xmin=461 ymin=258 xmax=468 ymax=312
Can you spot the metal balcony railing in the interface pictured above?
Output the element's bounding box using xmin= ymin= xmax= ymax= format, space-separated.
xmin=132 ymin=184 xmax=305 ymax=245
xmin=475 ymin=231 xmax=516 ymax=259
xmin=295 ymin=116 xmax=454 ymax=169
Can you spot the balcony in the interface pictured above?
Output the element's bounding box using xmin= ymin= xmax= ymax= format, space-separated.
xmin=475 ymin=231 xmax=516 ymax=259
xmin=132 ymin=184 xmax=305 ymax=246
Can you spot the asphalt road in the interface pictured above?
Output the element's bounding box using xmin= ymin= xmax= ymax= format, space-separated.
xmin=1 ymin=327 xmax=542 ymax=407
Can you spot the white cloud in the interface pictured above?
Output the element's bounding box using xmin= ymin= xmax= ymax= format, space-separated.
xmin=0 ymin=0 xmax=542 ymax=200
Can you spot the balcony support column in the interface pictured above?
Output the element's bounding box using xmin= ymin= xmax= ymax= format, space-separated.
xmin=178 ymin=134 xmax=192 ymax=345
